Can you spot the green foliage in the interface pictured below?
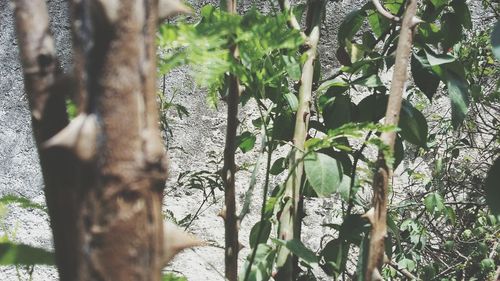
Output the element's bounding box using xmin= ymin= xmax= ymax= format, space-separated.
xmin=0 ymin=195 xmax=46 ymax=212
xmin=158 ymin=5 xmax=303 ymax=107
xmin=0 ymin=243 xmax=54 ymax=265
xmin=492 ymin=21 xmax=500 ymax=60
xmin=272 ymin=239 xmax=318 ymax=266
xmin=239 ymin=244 xmax=275 ymax=281
xmin=303 ymin=152 xmax=343 ymax=197
xmin=156 ymin=1 xmax=498 ymax=280
xmin=162 ymin=273 xmax=188 ymax=281
xmin=399 ymin=100 xmax=428 ymax=147
xmin=485 ymin=158 xmax=500 ymax=219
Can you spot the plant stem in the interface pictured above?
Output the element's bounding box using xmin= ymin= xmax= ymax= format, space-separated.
xmin=275 ymin=1 xmax=323 ymax=280
xmin=365 ymin=1 xmax=419 ymax=280
xmin=222 ymin=0 xmax=240 ymax=280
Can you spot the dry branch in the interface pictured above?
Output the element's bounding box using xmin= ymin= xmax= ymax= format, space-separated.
xmin=365 ymin=0 xmax=420 ymax=280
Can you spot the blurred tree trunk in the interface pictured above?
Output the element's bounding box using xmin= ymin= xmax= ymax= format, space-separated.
xmin=14 ymin=0 xmax=168 ymax=280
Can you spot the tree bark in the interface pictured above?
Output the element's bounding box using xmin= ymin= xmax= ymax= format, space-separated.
xmin=13 ymin=1 xmax=78 ymax=279
xmin=275 ymin=1 xmax=323 ymax=280
xmin=365 ymin=1 xmax=419 ymax=280
xmin=221 ymin=0 xmax=240 ymax=280
xmin=15 ymin=0 xmax=168 ymax=280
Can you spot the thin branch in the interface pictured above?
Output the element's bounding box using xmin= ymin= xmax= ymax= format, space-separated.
xmin=364 ymin=0 xmax=420 ymax=280
xmin=386 ymin=258 xmax=419 ymax=280
xmin=275 ymin=1 xmax=323 ymax=280
xmin=372 ymin=0 xmax=400 ymax=22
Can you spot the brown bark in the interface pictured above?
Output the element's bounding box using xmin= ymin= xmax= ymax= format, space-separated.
xmin=365 ymin=1 xmax=419 ymax=280
xmin=15 ymin=0 xmax=168 ymax=280
xmin=13 ymin=1 xmax=79 ymax=279
xmin=221 ymin=0 xmax=240 ymax=279
xmin=275 ymin=1 xmax=323 ymax=280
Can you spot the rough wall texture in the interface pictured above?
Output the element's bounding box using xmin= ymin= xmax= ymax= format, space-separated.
xmin=0 ymin=0 xmax=363 ymax=280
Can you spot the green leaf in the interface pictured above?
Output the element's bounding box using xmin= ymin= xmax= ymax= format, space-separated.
xmin=338 ymin=176 xmax=351 ymax=202
xmin=357 ymin=94 xmax=388 ymax=122
xmin=398 ymin=258 xmax=416 ymax=272
xmin=411 ymin=53 xmax=440 ymax=100
xmin=0 ymin=195 xmax=46 ymax=211
xmin=430 ymin=0 xmax=448 ymax=9
xmin=424 ymin=192 xmax=445 ymax=216
xmin=316 ymin=79 xmax=349 ymax=94
xmin=485 ymin=157 xmax=500 ymax=219
xmin=367 ymin=10 xmax=390 ymax=37
xmin=236 ymin=132 xmax=256 ymax=153
xmin=338 ymin=9 xmax=365 ymax=46
xmin=273 ymin=239 xmax=318 ymax=265
xmin=445 ymin=66 xmax=470 ymax=129
xmin=162 ymin=273 xmax=188 ymax=281
xmin=284 ymin=92 xmax=299 ymax=111
xmin=339 ymin=214 xmax=370 ymax=244
xmin=417 ymin=23 xmax=442 ymax=45
xmin=323 ymin=94 xmax=351 ymax=130
xmin=394 ymin=135 xmax=404 ymax=168
xmin=399 ymin=100 xmax=428 ymax=147
xmin=355 ymin=235 xmax=369 ymax=281
xmin=451 ymin=0 xmax=472 ymax=29
xmin=239 ymin=244 xmax=276 ymax=281
xmin=424 ymin=48 xmax=455 ymax=66
xmin=304 ymin=152 xmax=343 ymax=197
xmin=249 ymin=220 xmax=272 ymax=249
xmin=440 ymin=13 xmax=463 ymax=50
xmin=0 ymin=243 xmax=54 ymax=265
xmin=272 ymin=111 xmax=294 ymax=141
xmin=321 ymin=239 xmax=347 ymax=277
xmin=282 ymin=55 xmax=301 ymax=80
xmin=352 ymin=74 xmax=383 ymax=88
xmin=492 ymin=21 xmax=500 ymax=61
xmin=270 ymin=157 xmax=286 ymax=175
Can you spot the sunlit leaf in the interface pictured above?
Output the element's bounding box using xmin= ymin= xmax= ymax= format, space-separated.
xmin=424 ymin=192 xmax=445 ymax=216
xmin=236 ymin=132 xmax=256 ymax=153
xmin=304 ymin=152 xmax=343 ymax=197
xmin=239 ymin=244 xmax=276 ymax=281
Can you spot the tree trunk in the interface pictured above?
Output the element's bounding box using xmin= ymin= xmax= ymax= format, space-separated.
xmin=14 ymin=0 xmax=168 ymax=280
xmin=221 ymin=0 xmax=240 ymax=279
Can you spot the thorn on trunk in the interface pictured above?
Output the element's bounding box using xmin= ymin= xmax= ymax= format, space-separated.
xmin=218 ymin=206 xmax=227 ymax=220
xmin=158 ymin=0 xmax=192 ymax=21
xmin=42 ymin=113 xmax=98 ymax=162
xmin=163 ymin=221 xmax=204 ymax=265
xmin=362 ymin=207 xmax=375 ymax=225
